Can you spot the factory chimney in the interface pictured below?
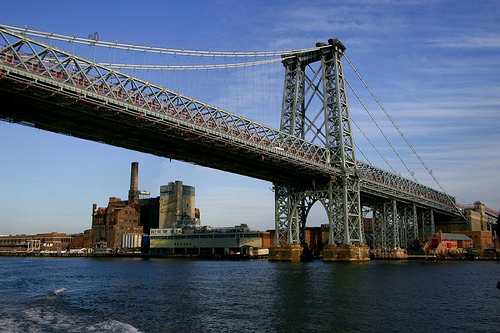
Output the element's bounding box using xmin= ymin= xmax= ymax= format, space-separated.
xmin=128 ymin=162 xmax=139 ymax=206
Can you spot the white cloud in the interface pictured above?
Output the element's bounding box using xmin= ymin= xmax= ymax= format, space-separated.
xmin=426 ymin=33 xmax=500 ymax=49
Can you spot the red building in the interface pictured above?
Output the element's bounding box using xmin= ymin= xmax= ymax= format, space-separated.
xmin=452 ymin=231 xmax=494 ymax=250
xmin=90 ymin=197 xmax=143 ymax=252
xmin=422 ymin=231 xmax=472 ymax=254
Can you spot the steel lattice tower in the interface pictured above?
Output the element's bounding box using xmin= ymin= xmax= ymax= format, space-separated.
xmin=274 ymin=39 xmax=363 ymax=247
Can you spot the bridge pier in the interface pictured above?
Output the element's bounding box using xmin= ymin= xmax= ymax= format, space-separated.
xmin=373 ymin=248 xmax=408 ymax=259
xmin=322 ymin=244 xmax=370 ymax=262
xmin=268 ymin=244 xmax=371 ymax=262
xmin=268 ymin=244 xmax=303 ymax=262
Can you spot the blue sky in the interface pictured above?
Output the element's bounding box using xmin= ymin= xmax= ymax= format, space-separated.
xmin=1 ymin=0 xmax=499 ymax=235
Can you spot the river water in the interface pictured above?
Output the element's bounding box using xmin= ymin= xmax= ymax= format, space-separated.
xmin=0 ymin=257 xmax=499 ymax=332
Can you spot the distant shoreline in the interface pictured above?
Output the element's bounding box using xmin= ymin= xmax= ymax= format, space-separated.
xmin=0 ymin=252 xmax=267 ymax=260
xmin=1 ymin=252 xmax=498 ymax=261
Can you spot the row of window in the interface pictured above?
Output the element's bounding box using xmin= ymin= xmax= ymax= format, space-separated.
xmin=0 ymin=238 xmax=72 ymax=244
xmin=151 ymin=233 xmax=260 ymax=240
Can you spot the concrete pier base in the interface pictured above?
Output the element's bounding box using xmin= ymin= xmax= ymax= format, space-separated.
xmin=373 ymin=248 xmax=408 ymax=259
xmin=268 ymin=244 xmax=302 ymax=262
xmin=322 ymin=244 xmax=370 ymax=262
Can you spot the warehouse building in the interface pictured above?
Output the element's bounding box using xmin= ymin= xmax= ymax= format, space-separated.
xmin=149 ymin=224 xmax=269 ymax=257
xmin=422 ymin=231 xmax=473 ymax=254
xmin=0 ymin=232 xmax=73 ymax=254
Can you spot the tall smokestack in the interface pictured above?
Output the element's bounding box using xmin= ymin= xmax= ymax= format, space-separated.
xmin=128 ymin=162 xmax=139 ymax=206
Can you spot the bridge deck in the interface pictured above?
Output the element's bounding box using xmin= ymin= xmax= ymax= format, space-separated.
xmin=0 ymin=72 xmax=327 ymax=184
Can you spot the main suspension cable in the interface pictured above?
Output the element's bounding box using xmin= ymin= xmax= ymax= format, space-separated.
xmin=1 ymin=24 xmax=319 ymax=58
xmin=98 ymin=58 xmax=284 ymax=70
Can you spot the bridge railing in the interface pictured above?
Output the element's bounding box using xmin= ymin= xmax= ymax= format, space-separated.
xmin=357 ymin=162 xmax=458 ymax=213
xmin=0 ymin=26 xmax=460 ymax=215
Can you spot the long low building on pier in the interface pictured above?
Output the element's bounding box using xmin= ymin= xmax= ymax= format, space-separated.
xmin=0 ymin=232 xmax=74 ymax=254
xmin=149 ymin=225 xmax=272 ymax=257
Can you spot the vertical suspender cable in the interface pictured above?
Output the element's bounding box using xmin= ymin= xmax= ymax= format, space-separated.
xmin=346 ymin=77 xmax=417 ymax=181
xmin=345 ymin=54 xmax=465 ymax=214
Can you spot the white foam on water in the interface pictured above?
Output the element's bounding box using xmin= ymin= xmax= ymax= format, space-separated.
xmin=52 ymin=287 xmax=67 ymax=295
xmin=23 ymin=307 xmax=71 ymax=329
xmin=0 ymin=287 xmax=142 ymax=333
xmin=0 ymin=317 xmax=22 ymax=333
xmin=87 ymin=320 xmax=143 ymax=333
xmin=8 ymin=306 xmax=143 ymax=333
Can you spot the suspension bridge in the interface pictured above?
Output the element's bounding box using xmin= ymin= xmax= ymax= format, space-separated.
xmin=0 ymin=25 xmax=467 ymax=261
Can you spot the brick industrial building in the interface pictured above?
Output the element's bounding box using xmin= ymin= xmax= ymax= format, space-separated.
xmin=89 ymin=162 xmax=203 ymax=254
xmin=90 ymin=162 xmax=148 ymax=253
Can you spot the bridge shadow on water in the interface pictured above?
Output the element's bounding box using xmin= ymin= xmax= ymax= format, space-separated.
xmin=267 ymin=259 xmax=499 ymax=332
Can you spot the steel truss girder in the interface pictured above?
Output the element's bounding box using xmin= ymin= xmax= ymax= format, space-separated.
xmin=373 ymin=203 xmax=385 ymax=249
xmin=388 ymin=200 xmax=400 ymax=249
xmin=341 ymin=175 xmax=363 ymax=243
xmin=281 ymin=56 xmax=306 ymax=139
xmin=0 ymin=27 xmax=462 ymax=217
xmin=357 ymin=162 xmax=457 ymax=214
xmin=325 ymin=44 xmax=356 ymax=172
xmin=485 ymin=213 xmax=497 ymax=235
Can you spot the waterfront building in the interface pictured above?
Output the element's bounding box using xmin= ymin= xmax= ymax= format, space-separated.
xmin=90 ymin=197 xmax=143 ymax=253
xmin=434 ymin=202 xmax=498 ymax=251
xmin=69 ymin=230 xmax=91 ymax=253
xmin=89 ymin=162 xmax=202 ymax=253
xmin=440 ymin=202 xmax=498 ymax=235
xmin=0 ymin=232 xmax=73 ymax=254
xmin=422 ymin=231 xmax=473 ymax=254
xmin=149 ymin=224 xmax=269 ymax=256
xmin=90 ymin=162 xmax=146 ymax=253
xmin=451 ymin=231 xmax=494 ymax=250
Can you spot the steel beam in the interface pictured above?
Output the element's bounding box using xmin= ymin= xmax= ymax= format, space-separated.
xmin=421 ymin=210 xmax=435 ymax=243
xmin=373 ymin=203 xmax=386 ymax=250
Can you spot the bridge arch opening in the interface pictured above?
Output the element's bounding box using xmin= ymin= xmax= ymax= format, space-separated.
xmin=289 ymin=191 xmax=330 ymax=257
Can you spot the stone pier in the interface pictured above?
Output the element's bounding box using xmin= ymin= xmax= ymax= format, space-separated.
xmin=373 ymin=248 xmax=408 ymax=259
xmin=322 ymin=244 xmax=370 ymax=262
xmin=269 ymin=244 xmax=303 ymax=262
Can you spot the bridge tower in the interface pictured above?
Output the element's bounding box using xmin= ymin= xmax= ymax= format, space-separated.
xmin=270 ymin=39 xmax=369 ymax=261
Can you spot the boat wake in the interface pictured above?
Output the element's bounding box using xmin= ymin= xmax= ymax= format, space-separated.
xmin=51 ymin=287 xmax=67 ymax=295
xmin=0 ymin=288 xmax=142 ymax=333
